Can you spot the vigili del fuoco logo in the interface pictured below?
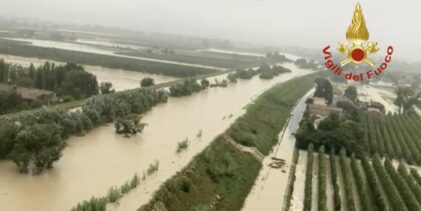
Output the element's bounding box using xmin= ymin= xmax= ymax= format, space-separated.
xmin=322 ymin=3 xmax=394 ymax=81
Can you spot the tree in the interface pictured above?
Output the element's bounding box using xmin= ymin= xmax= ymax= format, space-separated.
xmin=394 ymin=87 xmax=421 ymax=113
xmin=99 ymin=81 xmax=115 ymax=94
xmin=0 ymin=120 xmax=19 ymax=158
xmin=60 ymin=71 xmax=99 ymax=99
xmin=344 ymin=86 xmax=358 ymax=102
xmin=141 ymin=77 xmax=154 ymax=87
xmin=114 ymin=114 xmax=147 ymax=137
xmin=314 ymin=78 xmax=333 ymax=104
xmin=200 ymin=79 xmax=210 ymax=89
xmin=9 ymin=123 xmax=66 ymax=173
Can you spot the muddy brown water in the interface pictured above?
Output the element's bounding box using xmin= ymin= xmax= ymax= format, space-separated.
xmin=0 ymin=62 xmax=312 ymax=211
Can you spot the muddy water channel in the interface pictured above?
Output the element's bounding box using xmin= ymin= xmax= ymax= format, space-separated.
xmin=0 ymin=63 xmax=312 ymax=211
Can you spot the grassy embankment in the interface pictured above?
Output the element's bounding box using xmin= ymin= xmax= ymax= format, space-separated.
xmin=138 ymin=72 xmax=322 ymax=211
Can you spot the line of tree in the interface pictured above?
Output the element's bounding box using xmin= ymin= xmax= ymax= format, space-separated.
xmin=329 ymin=149 xmax=341 ymax=211
xmin=397 ymin=163 xmax=421 ymax=205
xmin=383 ymin=158 xmax=421 ymax=211
xmin=361 ymin=156 xmax=390 ymax=210
xmin=350 ymin=154 xmax=373 ymax=211
xmin=303 ymin=144 xmax=314 ymax=211
xmin=294 ymin=58 xmax=318 ymax=69
xmin=227 ymin=68 xmax=260 ymax=82
xmin=372 ymin=154 xmax=408 ymax=211
xmin=169 ymin=79 xmax=203 ymax=97
xmin=0 ymin=88 xmax=168 ymax=173
xmin=339 ymin=149 xmax=356 ymax=211
xmin=362 ymin=112 xmax=421 ymax=165
xmin=0 ymin=59 xmax=99 ymax=100
xmin=317 ymin=146 xmax=327 ymax=211
xmin=259 ymin=64 xmax=291 ymax=80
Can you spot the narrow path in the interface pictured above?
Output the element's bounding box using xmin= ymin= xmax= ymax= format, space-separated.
xmin=224 ymin=133 xmax=264 ymax=162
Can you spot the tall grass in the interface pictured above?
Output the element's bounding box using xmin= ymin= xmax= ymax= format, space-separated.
xmin=147 ymin=160 xmax=159 ymax=176
xmin=177 ymin=138 xmax=189 ymax=153
xmin=71 ymin=173 xmax=141 ymax=211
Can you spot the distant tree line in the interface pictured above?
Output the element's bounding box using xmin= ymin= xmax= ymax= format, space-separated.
xmin=0 ymin=59 xmax=99 ymax=99
xmin=265 ymin=51 xmax=292 ymax=63
xmin=0 ymin=88 xmax=168 ymax=173
xmin=168 ymin=65 xmax=287 ymax=97
xmin=295 ymin=58 xmax=318 ymax=69
xmin=0 ymin=38 xmax=217 ymax=78
xmin=227 ymin=63 xmax=291 ymax=82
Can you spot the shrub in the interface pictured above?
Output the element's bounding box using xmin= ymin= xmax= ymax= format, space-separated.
xmin=141 ymin=78 xmax=154 ymax=87
xmin=147 ymin=160 xmax=159 ymax=176
xmin=130 ymin=173 xmax=140 ymax=188
xmin=107 ymin=186 xmax=122 ymax=203
xmin=177 ymin=138 xmax=189 ymax=153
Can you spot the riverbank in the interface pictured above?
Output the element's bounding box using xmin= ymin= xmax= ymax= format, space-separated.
xmin=137 ymin=72 xmax=322 ymax=211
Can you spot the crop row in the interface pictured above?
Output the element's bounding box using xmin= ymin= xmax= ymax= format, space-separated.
xmin=287 ymin=146 xmax=421 ymax=211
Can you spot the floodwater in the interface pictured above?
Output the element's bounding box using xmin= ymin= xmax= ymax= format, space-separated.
xmin=196 ymin=48 xmax=303 ymax=61
xmin=0 ymin=54 xmax=177 ymax=91
xmin=0 ymin=63 xmax=313 ymax=211
xmin=75 ymin=39 xmax=147 ymax=51
xmin=3 ymin=38 xmax=227 ymax=71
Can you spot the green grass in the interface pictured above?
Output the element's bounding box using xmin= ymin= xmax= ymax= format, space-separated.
xmin=229 ymin=72 xmax=321 ymax=155
xmin=140 ymin=137 xmax=261 ymax=211
xmin=139 ymin=72 xmax=323 ymax=211
xmin=147 ymin=160 xmax=159 ymax=176
xmin=71 ymin=173 xmax=140 ymax=211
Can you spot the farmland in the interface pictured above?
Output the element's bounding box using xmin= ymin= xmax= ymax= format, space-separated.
xmin=283 ymin=78 xmax=421 ymax=210
xmin=286 ymin=144 xmax=421 ymax=211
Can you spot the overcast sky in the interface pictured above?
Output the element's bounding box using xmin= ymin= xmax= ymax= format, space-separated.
xmin=0 ymin=0 xmax=420 ymax=62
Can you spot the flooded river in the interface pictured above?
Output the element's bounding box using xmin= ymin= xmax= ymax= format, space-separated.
xmin=0 ymin=54 xmax=177 ymax=91
xmin=0 ymin=62 xmax=313 ymax=211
